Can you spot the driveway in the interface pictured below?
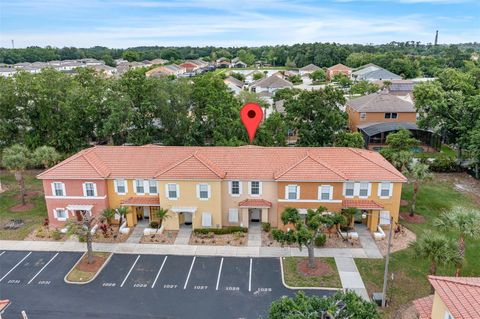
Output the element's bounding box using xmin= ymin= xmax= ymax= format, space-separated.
xmin=0 ymin=250 xmax=335 ymax=319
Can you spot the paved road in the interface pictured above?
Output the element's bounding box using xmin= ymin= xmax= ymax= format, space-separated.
xmin=0 ymin=250 xmax=335 ymax=319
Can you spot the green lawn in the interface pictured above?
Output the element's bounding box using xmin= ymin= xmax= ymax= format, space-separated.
xmin=0 ymin=170 xmax=47 ymax=240
xmin=282 ymin=257 xmax=342 ymax=288
xmin=355 ymin=175 xmax=480 ymax=318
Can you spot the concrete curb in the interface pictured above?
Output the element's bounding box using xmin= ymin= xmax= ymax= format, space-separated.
xmin=279 ymin=257 xmax=343 ymax=292
xmin=64 ymin=252 xmax=113 ymax=285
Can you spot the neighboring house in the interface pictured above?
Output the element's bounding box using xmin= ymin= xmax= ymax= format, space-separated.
xmin=224 ymin=76 xmax=244 ymax=95
xmin=327 ymin=64 xmax=352 ymax=80
xmin=372 ymin=80 xmax=415 ymax=97
xmin=230 ymin=59 xmax=247 ymax=68
xmin=150 ymin=58 xmax=168 ymax=65
xmin=0 ymin=67 xmax=16 ymax=77
xmin=179 ymin=62 xmax=199 ymax=73
xmin=217 ymin=61 xmax=231 ymax=68
xmin=299 ymin=64 xmax=320 ymax=76
xmin=89 ymin=64 xmax=116 ymax=77
xmin=145 ymin=64 xmax=186 ymax=77
xmin=346 ymin=91 xmax=439 ymax=151
xmin=353 ymin=64 xmax=402 ymax=82
xmin=414 ymin=276 xmax=480 ymax=319
xmin=38 ymin=145 xmax=406 ymax=235
xmin=250 ymin=75 xmax=293 ymax=93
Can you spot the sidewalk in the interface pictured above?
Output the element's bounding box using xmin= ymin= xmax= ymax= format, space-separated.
xmin=357 ymin=224 xmax=383 ymax=259
xmin=335 ymin=257 xmax=370 ymax=301
xmin=1 ymin=240 xmax=375 ymax=258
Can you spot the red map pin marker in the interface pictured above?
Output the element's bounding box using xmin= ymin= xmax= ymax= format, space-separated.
xmin=240 ymin=102 xmax=263 ymax=143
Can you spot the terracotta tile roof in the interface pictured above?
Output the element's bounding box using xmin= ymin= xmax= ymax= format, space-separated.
xmin=238 ymin=199 xmax=272 ymax=207
xmin=327 ymin=63 xmax=352 ymax=71
xmin=342 ymin=199 xmax=384 ymax=210
xmin=413 ymin=295 xmax=433 ymax=319
xmin=38 ymin=145 xmax=406 ymax=182
xmin=121 ymin=197 xmax=160 ymax=206
xmin=428 ymin=276 xmax=480 ymax=319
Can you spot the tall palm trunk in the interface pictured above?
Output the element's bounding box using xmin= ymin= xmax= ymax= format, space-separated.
xmin=410 ymin=182 xmax=418 ymax=217
xmin=86 ymin=231 xmax=94 ymax=264
xmin=15 ymin=171 xmax=26 ymax=205
xmin=455 ymin=235 xmax=465 ymax=277
xmin=429 ymin=261 xmax=437 ymax=293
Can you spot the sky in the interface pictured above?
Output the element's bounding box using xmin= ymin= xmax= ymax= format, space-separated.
xmin=0 ymin=0 xmax=479 ymax=48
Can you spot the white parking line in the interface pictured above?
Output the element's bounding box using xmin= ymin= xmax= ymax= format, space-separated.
xmin=248 ymin=258 xmax=252 ymax=292
xmin=215 ymin=257 xmax=224 ymax=291
xmin=183 ymin=256 xmax=196 ymax=290
xmin=0 ymin=251 xmax=5 ymax=257
xmin=0 ymin=252 xmax=32 ymax=282
xmin=27 ymin=253 xmax=59 ymax=285
xmin=120 ymin=255 xmax=140 ymax=288
xmin=151 ymin=256 xmax=168 ymax=289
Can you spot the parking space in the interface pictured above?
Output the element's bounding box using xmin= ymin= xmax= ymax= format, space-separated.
xmin=95 ymin=253 xmax=138 ymax=288
xmin=185 ymin=257 xmax=220 ymax=291
xmin=32 ymin=252 xmax=82 ymax=286
xmin=152 ymin=255 xmax=194 ymax=290
xmin=217 ymin=257 xmax=250 ymax=293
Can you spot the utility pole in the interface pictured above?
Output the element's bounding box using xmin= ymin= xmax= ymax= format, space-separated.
xmin=434 ymin=30 xmax=438 ymax=46
xmin=381 ymin=217 xmax=394 ymax=307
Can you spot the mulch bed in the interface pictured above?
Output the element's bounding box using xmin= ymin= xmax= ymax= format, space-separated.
xmin=296 ymin=259 xmax=332 ymax=277
xmin=93 ymin=225 xmax=130 ymax=243
xmin=76 ymin=254 xmax=108 ymax=272
xmin=25 ymin=226 xmax=66 ymax=241
xmin=14 ymin=191 xmax=40 ymax=201
xmin=262 ymin=230 xmax=361 ymax=248
xmin=140 ymin=231 xmax=178 ymax=244
xmin=400 ymin=212 xmax=425 ymax=224
xmin=189 ymin=232 xmax=247 ymax=246
xmin=10 ymin=203 xmax=35 ymax=212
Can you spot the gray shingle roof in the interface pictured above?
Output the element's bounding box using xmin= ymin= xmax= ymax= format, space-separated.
xmin=224 ymin=76 xmax=244 ymax=88
xmin=252 ymin=75 xmax=293 ymax=89
xmin=353 ymin=64 xmax=401 ymax=81
xmin=300 ymin=64 xmax=320 ymax=72
xmin=347 ymin=92 xmax=415 ymax=113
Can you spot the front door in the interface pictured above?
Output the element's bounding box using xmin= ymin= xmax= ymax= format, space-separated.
xmin=184 ymin=212 xmax=193 ymax=225
xmin=143 ymin=207 xmax=150 ymax=219
xmin=250 ymin=209 xmax=260 ymax=222
xmin=75 ymin=211 xmax=83 ymax=221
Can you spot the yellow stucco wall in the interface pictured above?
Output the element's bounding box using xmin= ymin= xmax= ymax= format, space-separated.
xmin=221 ymin=180 xmax=278 ymax=227
xmin=158 ymin=180 xmax=222 ymax=230
xmin=107 ymin=179 xmax=159 ymax=209
xmin=431 ymin=292 xmax=451 ymax=319
xmin=347 ymin=105 xmax=417 ymax=132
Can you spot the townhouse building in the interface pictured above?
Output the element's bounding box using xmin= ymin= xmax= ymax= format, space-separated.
xmin=37 ymin=145 xmax=406 ymax=234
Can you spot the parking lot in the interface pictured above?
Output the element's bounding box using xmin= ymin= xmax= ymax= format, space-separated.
xmin=0 ymin=251 xmax=334 ymax=319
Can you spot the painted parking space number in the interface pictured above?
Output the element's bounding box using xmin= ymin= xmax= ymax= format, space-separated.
xmin=163 ymin=284 xmax=178 ymax=289
xmin=194 ymin=285 xmax=208 ymax=290
xmin=37 ymin=280 xmax=51 ymax=285
xmin=133 ymin=283 xmax=147 ymax=288
xmin=225 ymin=286 xmax=240 ymax=291
xmin=7 ymin=279 xmax=20 ymax=284
xmin=102 ymin=283 xmax=116 ymax=287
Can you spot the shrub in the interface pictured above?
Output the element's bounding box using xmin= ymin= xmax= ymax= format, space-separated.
xmin=78 ymin=235 xmax=86 ymax=242
xmin=261 ymin=222 xmax=271 ymax=232
xmin=193 ymin=226 xmax=248 ymax=235
xmin=314 ymin=233 xmax=327 ymax=247
xmin=429 ymin=155 xmax=460 ymax=172
xmin=36 ymin=227 xmax=46 ymax=238
xmin=149 ymin=221 xmax=159 ymax=228
xmin=52 ymin=229 xmax=62 ymax=241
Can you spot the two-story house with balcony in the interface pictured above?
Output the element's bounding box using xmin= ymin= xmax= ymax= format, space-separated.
xmin=37 ymin=145 xmax=406 ymax=234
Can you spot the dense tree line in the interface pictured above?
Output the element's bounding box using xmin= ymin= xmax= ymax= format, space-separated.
xmin=1 ymin=42 xmax=478 ymax=77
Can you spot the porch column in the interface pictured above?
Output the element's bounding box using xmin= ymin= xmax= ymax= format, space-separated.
xmin=240 ymin=208 xmax=249 ymax=228
xmin=368 ymin=210 xmax=379 ymax=232
xmin=261 ymin=208 xmax=268 ymax=223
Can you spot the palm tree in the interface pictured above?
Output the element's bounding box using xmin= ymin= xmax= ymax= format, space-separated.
xmin=433 ymin=207 xmax=480 ymax=276
xmin=116 ymin=206 xmax=128 ymax=229
xmin=409 ymin=162 xmax=433 ymax=217
xmin=2 ymin=144 xmax=31 ymax=205
xmin=155 ymin=208 xmax=170 ymax=232
xmin=409 ymin=231 xmax=460 ymax=292
xmin=101 ymin=208 xmax=116 ymax=225
xmin=33 ymin=145 xmax=60 ymax=169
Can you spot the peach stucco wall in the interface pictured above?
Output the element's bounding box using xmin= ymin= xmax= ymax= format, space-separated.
xmin=347 ymin=106 xmax=417 ymax=132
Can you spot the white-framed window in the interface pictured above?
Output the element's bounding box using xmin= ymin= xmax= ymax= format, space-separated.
xmin=344 ymin=182 xmax=354 ymax=197
xmin=286 ymin=185 xmax=300 ymax=200
xmin=197 ymin=183 xmax=210 ymax=200
xmin=166 ymin=183 xmax=179 ymax=200
xmin=378 ymin=182 xmax=393 ymax=198
xmin=53 ymin=208 xmax=67 ymax=221
xmin=319 ymin=185 xmax=333 ymax=201
xmin=360 ymin=112 xmax=367 ymax=120
xmin=379 ymin=211 xmax=391 ymax=225
xmin=149 ymin=180 xmax=158 ymax=194
xmin=249 ymin=181 xmax=262 ymax=196
xmin=83 ymin=182 xmax=97 ymax=197
xmin=359 ymin=182 xmax=370 ymax=198
xmin=385 ymin=112 xmax=398 ymax=119
xmin=51 ymin=182 xmax=66 ymax=197
xmin=114 ymin=179 xmax=127 ymax=194
xmin=135 ymin=179 xmax=145 ymax=194
xmin=201 ymin=212 xmax=212 ymax=227
xmin=228 ymin=208 xmax=239 ymax=223
xmin=230 ymin=181 xmax=241 ymax=196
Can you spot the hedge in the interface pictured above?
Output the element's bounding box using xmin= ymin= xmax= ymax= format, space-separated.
xmin=193 ymin=226 xmax=248 ymax=235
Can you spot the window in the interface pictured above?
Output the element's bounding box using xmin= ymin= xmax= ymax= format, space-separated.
xmin=201 ymin=212 xmax=212 ymax=227
xmin=134 ymin=179 xmax=145 ymax=194
xmin=360 ymin=112 xmax=367 ymax=120
xmin=52 ymin=182 xmax=65 ymax=196
xmin=287 ymin=185 xmax=299 ymax=200
xmin=344 ymin=182 xmax=354 ymax=197
xmin=166 ymin=184 xmax=178 ymax=199
xmin=115 ymin=179 xmax=126 ymax=194
xmin=149 ymin=180 xmax=157 ymax=194
xmin=250 ymin=181 xmax=261 ymax=195
xmin=197 ymin=184 xmax=210 ymax=200
xmin=379 ymin=182 xmax=392 ymax=198
xmin=384 ymin=112 xmax=398 ymax=119
xmin=230 ymin=181 xmax=241 ymax=196
xmin=359 ymin=182 xmax=369 ymax=197
xmin=319 ymin=185 xmax=333 ymax=201
xmin=83 ymin=182 xmax=96 ymax=197
xmin=54 ymin=208 xmax=67 ymax=221
xmin=228 ymin=208 xmax=239 ymax=223
xmin=379 ymin=211 xmax=391 ymax=225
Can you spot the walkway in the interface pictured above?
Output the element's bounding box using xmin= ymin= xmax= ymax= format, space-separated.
xmin=335 ymin=257 xmax=370 ymax=301
xmin=247 ymin=222 xmax=261 ymax=247
xmin=125 ymin=219 xmax=148 ymax=244
xmin=173 ymin=225 xmax=192 ymax=245
xmin=357 ymin=224 xmax=383 ymax=258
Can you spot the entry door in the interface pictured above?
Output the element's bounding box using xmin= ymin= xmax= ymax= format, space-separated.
xmin=184 ymin=212 xmax=193 ymax=225
xmin=143 ymin=207 xmax=150 ymax=219
xmin=75 ymin=211 xmax=83 ymax=221
xmin=250 ymin=209 xmax=260 ymax=222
